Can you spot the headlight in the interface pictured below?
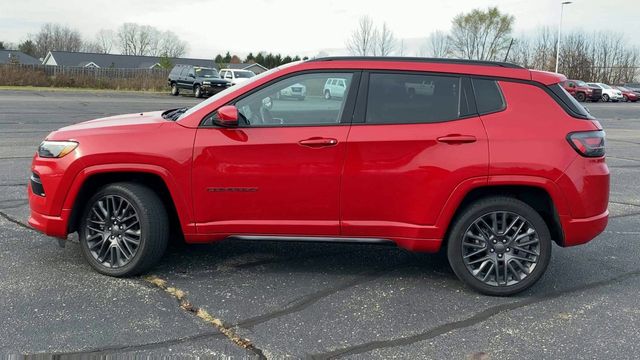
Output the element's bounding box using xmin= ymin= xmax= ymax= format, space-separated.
xmin=38 ymin=141 xmax=78 ymax=158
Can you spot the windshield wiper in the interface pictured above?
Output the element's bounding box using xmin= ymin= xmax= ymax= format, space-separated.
xmin=162 ymin=107 xmax=189 ymax=121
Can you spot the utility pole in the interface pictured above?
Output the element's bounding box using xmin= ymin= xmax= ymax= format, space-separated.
xmin=555 ymin=1 xmax=573 ymax=73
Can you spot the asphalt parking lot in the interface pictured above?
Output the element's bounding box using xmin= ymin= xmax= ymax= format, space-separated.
xmin=1 ymin=89 xmax=639 ymax=359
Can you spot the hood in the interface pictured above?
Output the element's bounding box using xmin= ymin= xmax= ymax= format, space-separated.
xmin=232 ymin=77 xmax=250 ymax=84
xmin=48 ymin=111 xmax=167 ymax=140
xmin=198 ymin=77 xmax=229 ymax=84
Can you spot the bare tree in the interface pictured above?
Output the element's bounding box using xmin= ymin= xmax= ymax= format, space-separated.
xmin=346 ymin=16 xmax=377 ymax=56
xmin=449 ymin=7 xmax=514 ymax=60
xmin=32 ymin=23 xmax=83 ymax=58
xmin=95 ymin=29 xmax=115 ymax=53
xmin=375 ymin=22 xmax=396 ymax=56
xmin=428 ymin=30 xmax=450 ymax=57
xmin=116 ymin=23 xmax=187 ymax=57
xmin=158 ymin=31 xmax=187 ymax=58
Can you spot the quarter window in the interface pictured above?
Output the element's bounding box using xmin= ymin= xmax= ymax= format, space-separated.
xmin=472 ymin=78 xmax=506 ymax=114
xmin=234 ymin=72 xmax=354 ymax=127
xmin=365 ymin=73 xmax=465 ymax=124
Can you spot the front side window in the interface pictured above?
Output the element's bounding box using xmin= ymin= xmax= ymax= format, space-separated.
xmin=235 ymin=72 xmax=354 ymax=127
xmin=366 ymin=73 xmax=465 ymax=124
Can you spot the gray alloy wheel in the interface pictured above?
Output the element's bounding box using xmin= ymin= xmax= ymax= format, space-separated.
xmin=171 ymin=83 xmax=179 ymax=96
xmin=84 ymin=195 xmax=141 ymax=269
xmin=461 ymin=211 xmax=540 ymax=287
xmin=602 ymin=94 xmax=610 ymax=102
xmin=324 ymin=89 xmax=331 ymax=100
xmin=194 ymin=85 xmax=202 ymax=98
xmin=79 ymin=182 xmax=169 ymax=277
xmin=447 ymin=196 xmax=551 ymax=296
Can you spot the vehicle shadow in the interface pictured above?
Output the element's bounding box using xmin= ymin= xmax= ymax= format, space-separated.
xmin=158 ymin=238 xmax=456 ymax=281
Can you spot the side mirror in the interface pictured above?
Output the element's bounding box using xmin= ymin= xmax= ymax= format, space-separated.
xmin=215 ymin=105 xmax=239 ymax=127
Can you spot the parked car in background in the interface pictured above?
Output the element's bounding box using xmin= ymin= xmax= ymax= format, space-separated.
xmin=219 ymin=69 xmax=256 ymax=85
xmin=587 ymin=82 xmax=623 ymax=102
xmin=614 ymin=86 xmax=639 ymax=102
xmin=168 ymin=65 xmax=231 ymax=98
xmin=323 ymin=77 xmax=349 ymax=99
xmin=623 ymin=83 xmax=640 ymax=93
xmin=562 ymin=80 xmax=601 ymax=102
xmin=405 ymin=80 xmax=435 ymax=97
xmin=29 ymin=57 xmax=609 ymax=296
xmin=277 ymin=83 xmax=306 ymax=100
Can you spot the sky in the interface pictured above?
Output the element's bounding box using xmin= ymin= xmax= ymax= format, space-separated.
xmin=1 ymin=0 xmax=639 ymax=58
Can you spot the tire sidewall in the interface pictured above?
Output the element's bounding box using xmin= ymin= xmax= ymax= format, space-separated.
xmin=447 ymin=198 xmax=552 ymax=296
xmin=78 ymin=185 xmax=154 ymax=277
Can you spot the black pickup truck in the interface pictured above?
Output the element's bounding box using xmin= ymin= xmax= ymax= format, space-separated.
xmin=168 ymin=64 xmax=231 ymax=98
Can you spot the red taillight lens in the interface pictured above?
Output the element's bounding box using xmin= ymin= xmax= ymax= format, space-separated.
xmin=567 ymin=130 xmax=606 ymax=157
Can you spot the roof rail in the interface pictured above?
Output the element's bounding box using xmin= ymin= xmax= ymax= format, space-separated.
xmin=310 ymin=56 xmax=525 ymax=69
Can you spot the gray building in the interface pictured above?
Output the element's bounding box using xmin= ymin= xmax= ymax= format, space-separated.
xmin=41 ymin=51 xmax=270 ymax=73
xmin=0 ymin=50 xmax=40 ymax=65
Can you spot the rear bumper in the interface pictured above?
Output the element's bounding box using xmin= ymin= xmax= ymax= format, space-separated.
xmin=560 ymin=210 xmax=608 ymax=247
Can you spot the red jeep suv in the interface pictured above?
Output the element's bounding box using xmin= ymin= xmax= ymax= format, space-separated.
xmin=29 ymin=57 xmax=609 ymax=295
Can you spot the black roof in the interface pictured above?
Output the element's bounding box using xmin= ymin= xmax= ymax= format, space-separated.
xmin=311 ymin=56 xmax=524 ymax=69
xmin=46 ymin=51 xmax=216 ymax=69
xmin=0 ymin=50 xmax=40 ymax=65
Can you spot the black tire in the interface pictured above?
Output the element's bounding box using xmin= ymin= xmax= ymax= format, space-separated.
xmin=576 ymin=92 xmax=586 ymax=102
xmin=602 ymin=94 xmax=610 ymax=102
xmin=194 ymin=85 xmax=202 ymax=98
xmin=446 ymin=196 xmax=552 ymax=296
xmin=78 ymin=182 xmax=169 ymax=277
xmin=623 ymin=95 xmax=628 ymax=102
xmin=324 ymin=90 xmax=331 ymax=100
xmin=170 ymin=83 xmax=179 ymax=96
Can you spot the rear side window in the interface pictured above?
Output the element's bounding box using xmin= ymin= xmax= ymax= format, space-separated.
xmin=365 ymin=73 xmax=467 ymax=124
xmin=472 ymin=78 xmax=506 ymax=114
xmin=548 ymin=84 xmax=594 ymax=119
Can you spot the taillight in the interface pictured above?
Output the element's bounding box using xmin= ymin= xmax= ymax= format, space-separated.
xmin=567 ymin=130 xmax=605 ymax=157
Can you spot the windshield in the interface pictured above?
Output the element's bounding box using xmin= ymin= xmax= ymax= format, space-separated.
xmin=195 ymin=68 xmax=219 ymax=78
xmin=575 ymin=81 xmax=588 ymax=87
xmin=617 ymin=86 xmax=629 ymax=91
xmin=177 ymin=66 xmax=285 ymax=121
xmin=235 ymin=70 xmax=255 ymax=78
xmin=600 ymin=83 xmax=611 ymax=89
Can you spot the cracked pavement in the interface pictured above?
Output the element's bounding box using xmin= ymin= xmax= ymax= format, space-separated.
xmin=1 ymin=89 xmax=639 ymax=358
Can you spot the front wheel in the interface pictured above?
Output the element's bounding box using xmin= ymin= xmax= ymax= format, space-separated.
xmin=324 ymin=90 xmax=331 ymax=100
xmin=194 ymin=85 xmax=202 ymax=98
xmin=78 ymin=182 xmax=169 ymax=277
xmin=576 ymin=92 xmax=586 ymax=102
xmin=602 ymin=94 xmax=610 ymax=102
xmin=446 ymin=196 xmax=552 ymax=296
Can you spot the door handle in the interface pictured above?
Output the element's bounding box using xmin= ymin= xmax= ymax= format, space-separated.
xmin=437 ymin=134 xmax=477 ymax=144
xmin=298 ymin=137 xmax=338 ymax=148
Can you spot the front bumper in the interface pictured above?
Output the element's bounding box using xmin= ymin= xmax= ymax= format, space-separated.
xmin=28 ymin=183 xmax=70 ymax=239
xmin=202 ymin=83 xmax=231 ymax=95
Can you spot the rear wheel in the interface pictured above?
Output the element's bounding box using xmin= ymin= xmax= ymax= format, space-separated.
xmin=78 ymin=182 xmax=169 ymax=277
xmin=602 ymin=94 xmax=610 ymax=102
xmin=171 ymin=83 xmax=179 ymax=96
xmin=576 ymin=92 xmax=586 ymax=102
xmin=447 ymin=196 xmax=552 ymax=296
